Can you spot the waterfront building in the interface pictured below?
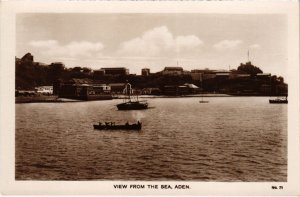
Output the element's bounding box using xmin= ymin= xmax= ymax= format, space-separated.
xmin=163 ymin=83 xmax=200 ymax=95
xmin=178 ymin=85 xmax=189 ymax=95
xmin=15 ymin=90 xmax=36 ymax=96
xmin=109 ymin=83 xmax=127 ymax=94
xmin=56 ymin=78 xmax=112 ymax=100
xmin=163 ymin=85 xmax=178 ymax=95
xmin=93 ymin=84 xmax=111 ymax=94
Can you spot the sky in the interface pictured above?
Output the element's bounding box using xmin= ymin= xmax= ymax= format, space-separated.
xmin=16 ymin=13 xmax=287 ymax=79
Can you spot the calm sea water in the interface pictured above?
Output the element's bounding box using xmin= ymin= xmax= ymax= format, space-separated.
xmin=15 ymin=97 xmax=287 ymax=181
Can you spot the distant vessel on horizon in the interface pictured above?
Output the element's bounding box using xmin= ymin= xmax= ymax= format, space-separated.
xmin=116 ymin=83 xmax=148 ymax=110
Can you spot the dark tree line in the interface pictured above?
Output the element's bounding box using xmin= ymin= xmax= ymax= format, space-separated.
xmin=16 ymin=60 xmax=93 ymax=90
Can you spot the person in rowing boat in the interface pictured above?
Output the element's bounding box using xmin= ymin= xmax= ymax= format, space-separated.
xmin=125 ymin=121 xmax=129 ymax=126
xmin=137 ymin=121 xmax=141 ymax=126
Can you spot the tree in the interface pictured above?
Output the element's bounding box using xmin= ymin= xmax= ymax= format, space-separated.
xmin=237 ymin=62 xmax=263 ymax=76
xmin=82 ymin=67 xmax=92 ymax=73
xmin=278 ymin=76 xmax=284 ymax=83
xmin=72 ymin=67 xmax=82 ymax=72
xmin=48 ymin=62 xmax=65 ymax=82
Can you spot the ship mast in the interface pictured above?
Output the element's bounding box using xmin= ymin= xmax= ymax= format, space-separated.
xmin=124 ymin=83 xmax=132 ymax=102
xmin=247 ymin=49 xmax=250 ymax=62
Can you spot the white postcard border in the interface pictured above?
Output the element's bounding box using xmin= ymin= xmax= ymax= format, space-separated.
xmin=0 ymin=1 xmax=299 ymax=195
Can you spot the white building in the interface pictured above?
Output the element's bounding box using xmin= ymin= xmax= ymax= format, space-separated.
xmin=93 ymin=84 xmax=111 ymax=94
xmin=35 ymin=86 xmax=53 ymax=94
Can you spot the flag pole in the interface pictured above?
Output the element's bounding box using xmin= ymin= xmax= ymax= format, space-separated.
xmin=248 ymin=49 xmax=250 ymax=61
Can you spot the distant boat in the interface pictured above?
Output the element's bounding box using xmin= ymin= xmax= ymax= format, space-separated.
xmin=269 ymin=97 xmax=288 ymax=104
xmin=117 ymin=83 xmax=148 ymax=110
xmin=199 ymin=80 xmax=209 ymax=103
xmin=117 ymin=100 xmax=148 ymax=110
xmin=199 ymin=100 xmax=209 ymax=103
xmin=93 ymin=121 xmax=142 ymax=130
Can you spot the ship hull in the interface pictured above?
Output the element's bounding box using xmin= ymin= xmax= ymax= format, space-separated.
xmin=117 ymin=102 xmax=148 ymax=110
xmin=269 ymin=100 xmax=288 ymax=104
xmin=93 ymin=123 xmax=141 ymax=130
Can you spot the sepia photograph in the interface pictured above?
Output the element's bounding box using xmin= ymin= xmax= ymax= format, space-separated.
xmin=0 ymin=1 xmax=299 ymax=195
xmin=15 ymin=13 xmax=289 ymax=181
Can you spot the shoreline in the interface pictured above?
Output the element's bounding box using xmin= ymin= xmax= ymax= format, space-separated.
xmin=15 ymin=94 xmax=286 ymax=104
xmin=15 ymin=96 xmax=83 ymax=104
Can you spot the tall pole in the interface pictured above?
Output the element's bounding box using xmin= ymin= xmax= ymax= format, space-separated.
xmin=247 ymin=49 xmax=250 ymax=62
